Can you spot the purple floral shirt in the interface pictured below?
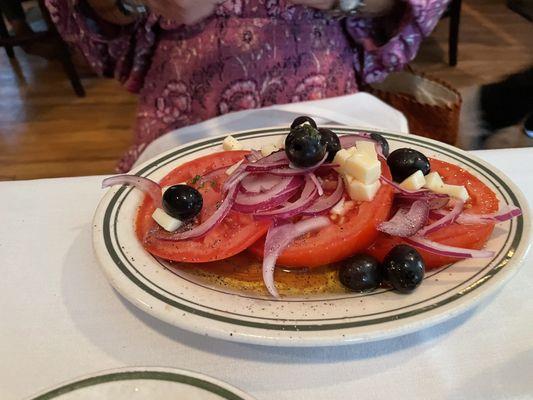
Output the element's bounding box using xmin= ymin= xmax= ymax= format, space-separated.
xmin=46 ymin=0 xmax=449 ymax=171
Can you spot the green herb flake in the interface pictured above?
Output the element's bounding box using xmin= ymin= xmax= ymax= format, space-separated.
xmin=188 ymin=175 xmax=202 ymax=185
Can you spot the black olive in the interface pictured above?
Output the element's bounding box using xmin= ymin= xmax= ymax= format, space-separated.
xmin=290 ymin=116 xmax=317 ymax=130
xmin=387 ymin=148 xmax=431 ymax=182
xmin=382 ymin=245 xmax=425 ymax=294
xmin=318 ymin=128 xmax=341 ymax=162
xmin=370 ymin=132 xmax=390 ymax=157
xmin=339 ymin=254 xmax=383 ymax=292
xmin=285 ymin=125 xmax=327 ymax=168
xmin=162 ymin=185 xmax=203 ymax=220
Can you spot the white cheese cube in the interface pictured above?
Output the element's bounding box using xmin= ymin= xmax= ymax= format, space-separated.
xmin=424 ymin=172 xmax=444 ymax=191
xmin=424 ymin=172 xmax=470 ymax=201
xmin=333 ymin=149 xmax=352 ymax=173
xmin=356 ymin=141 xmax=377 ymax=160
xmin=423 ymin=172 xmax=469 ymax=201
xmin=330 ymin=198 xmax=346 ymax=215
xmin=400 ymin=170 xmax=426 ymax=191
xmin=260 ymin=143 xmax=279 ymax=157
xmin=344 ymin=152 xmax=381 ymax=184
xmin=276 ymin=135 xmax=286 ymax=149
xmin=222 ymin=135 xmax=243 ymax=151
xmin=300 ymin=121 xmax=312 ymax=127
xmin=442 ymin=184 xmax=470 ymax=202
xmin=225 ymin=160 xmax=244 ymax=176
xmin=152 ymin=208 xmax=183 ymax=232
xmin=347 ymin=146 xmax=358 ymax=155
xmin=346 ymin=179 xmax=381 ymax=202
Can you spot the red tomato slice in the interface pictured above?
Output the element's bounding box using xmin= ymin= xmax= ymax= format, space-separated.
xmin=249 ymin=160 xmax=395 ymax=268
xmin=136 ymin=151 xmax=271 ymax=263
xmin=367 ymin=158 xmax=499 ymax=269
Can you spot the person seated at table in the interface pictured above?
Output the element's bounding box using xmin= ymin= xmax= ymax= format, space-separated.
xmin=47 ymin=0 xmax=450 ymax=171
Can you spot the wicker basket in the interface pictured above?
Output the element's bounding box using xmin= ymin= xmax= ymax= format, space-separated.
xmin=368 ymin=70 xmax=462 ymax=145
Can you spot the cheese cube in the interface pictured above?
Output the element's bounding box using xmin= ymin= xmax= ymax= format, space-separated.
xmin=423 ymin=172 xmax=469 ymax=201
xmin=347 ymin=146 xmax=358 ymax=155
xmin=276 ymin=135 xmax=286 ymax=149
xmin=400 ymin=170 xmax=426 ymax=191
xmin=152 ymin=208 xmax=183 ymax=232
xmin=293 ymin=120 xmax=313 ymax=128
xmin=261 ymin=143 xmax=279 ymax=157
xmin=222 ymin=135 xmax=243 ymax=151
xmin=225 ymin=160 xmax=244 ymax=176
xmin=346 ymin=179 xmax=381 ymax=202
xmin=443 ymin=184 xmax=470 ymax=202
xmin=330 ymin=197 xmax=346 ymax=215
xmin=344 ymin=152 xmax=381 ymax=184
xmin=333 ymin=149 xmax=352 ymax=172
xmin=356 ymin=141 xmax=378 ymax=160
xmin=424 ymin=172 xmax=444 ymax=191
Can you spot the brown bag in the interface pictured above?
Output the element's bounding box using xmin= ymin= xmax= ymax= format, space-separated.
xmin=368 ymin=70 xmax=462 ymax=145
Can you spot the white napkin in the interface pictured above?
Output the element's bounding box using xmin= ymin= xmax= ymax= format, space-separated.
xmin=134 ymin=92 xmax=409 ymax=167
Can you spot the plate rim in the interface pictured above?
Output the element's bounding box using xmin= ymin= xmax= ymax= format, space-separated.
xmin=92 ymin=126 xmax=531 ymax=346
xmin=26 ymin=366 xmax=255 ymax=400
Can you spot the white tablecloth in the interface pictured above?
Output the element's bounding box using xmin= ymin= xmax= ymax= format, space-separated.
xmin=1 ymin=147 xmax=532 ymax=400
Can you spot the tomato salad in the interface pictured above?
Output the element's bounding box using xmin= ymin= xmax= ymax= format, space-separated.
xmin=103 ymin=117 xmax=522 ymax=298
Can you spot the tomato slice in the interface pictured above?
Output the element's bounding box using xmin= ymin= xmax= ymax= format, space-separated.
xmin=367 ymin=158 xmax=499 ymax=269
xmin=136 ymin=151 xmax=271 ymax=263
xmin=249 ymin=160 xmax=395 ymax=268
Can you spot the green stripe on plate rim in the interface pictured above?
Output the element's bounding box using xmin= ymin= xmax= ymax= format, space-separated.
xmin=31 ymin=371 xmax=246 ymax=400
xmin=101 ymin=128 xmax=525 ymax=331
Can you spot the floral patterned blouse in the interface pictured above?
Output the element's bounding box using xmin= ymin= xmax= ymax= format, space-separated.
xmin=46 ymin=0 xmax=449 ymax=171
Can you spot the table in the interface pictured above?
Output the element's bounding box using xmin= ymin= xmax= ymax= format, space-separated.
xmin=1 ymin=148 xmax=532 ymax=400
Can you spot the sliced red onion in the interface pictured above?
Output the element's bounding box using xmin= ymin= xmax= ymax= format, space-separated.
xmin=254 ymin=175 xmax=318 ymax=219
xmin=223 ymin=165 xmax=249 ymax=192
xmin=233 ymin=188 xmax=300 ymax=214
xmin=102 ymin=175 xmax=162 ymax=208
xmin=201 ymin=165 xmax=231 ymax=181
xmin=158 ymin=173 xmax=247 ymax=241
xmin=223 ymin=151 xmax=288 ymax=193
xmin=268 ymin=163 xmax=338 ymax=176
xmin=256 ymin=150 xmax=289 ymax=163
xmin=339 ymin=134 xmax=385 ymax=158
xmin=380 ymin=175 xmax=431 ymax=195
xmin=309 ymin=173 xmax=324 ymax=196
xmin=460 ymin=206 xmax=522 ymax=224
xmin=417 ymin=200 xmax=464 ymax=236
xmin=301 ymin=176 xmax=344 ymax=216
xmin=378 ymin=200 xmax=429 ymax=237
xmin=233 ymin=176 xmax=303 ymax=213
xmin=432 ymin=204 xmax=522 ymax=225
xmin=245 ymin=160 xmax=290 ymax=172
xmin=245 ymin=149 xmax=263 ymax=162
xmin=241 ymin=174 xmax=283 ymax=193
xmin=263 ymin=216 xmax=331 ymax=297
xmin=396 ymin=192 xmax=449 ymax=210
xmin=339 ymin=133 xmax=372 ymax=148
xmin=405 ymin=236 xmax=495 ymax=258
xmin=428 ymin=196 xmax=450 ymax=210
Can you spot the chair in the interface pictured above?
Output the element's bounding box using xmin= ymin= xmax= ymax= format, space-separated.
xmin=0 ymin=0 xmax=85 ymax=97
xmin=442 ymin=0 xmax=462 ymax=67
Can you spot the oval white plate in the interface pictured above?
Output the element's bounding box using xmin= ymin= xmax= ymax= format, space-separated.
xmin=28 ymin=367 xmax=254 ymax=400
xmin=93 ymin=127 xmax=530 ymax=347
